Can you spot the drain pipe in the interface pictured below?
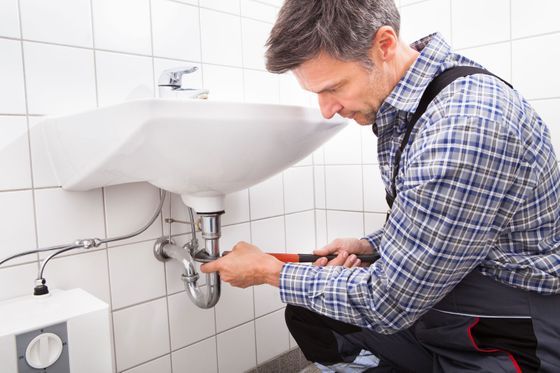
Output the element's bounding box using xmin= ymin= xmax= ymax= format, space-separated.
xmin=154 ymin=211 xmax=223 ymax=309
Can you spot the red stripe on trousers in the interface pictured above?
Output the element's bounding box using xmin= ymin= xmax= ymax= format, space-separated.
xmin=467 ymin=317 xmax=523 ymax=373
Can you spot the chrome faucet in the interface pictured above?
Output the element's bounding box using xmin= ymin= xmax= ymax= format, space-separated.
xmin=158 ymin=66 xmax=209 ymax=99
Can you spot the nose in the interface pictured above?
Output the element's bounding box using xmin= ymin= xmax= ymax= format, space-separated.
xmin=318 ymin=94 xmax=343 ymax=119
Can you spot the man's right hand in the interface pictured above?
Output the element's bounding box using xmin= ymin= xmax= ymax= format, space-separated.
xmin=313 ymin=238 xmax=375 ymax=267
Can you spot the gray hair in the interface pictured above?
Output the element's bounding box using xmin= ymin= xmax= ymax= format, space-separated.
xmin=265 ymin=0 xmax=400 ymax=73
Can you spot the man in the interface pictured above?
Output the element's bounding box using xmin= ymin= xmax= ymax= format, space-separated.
xmin=201 ymin=0 xmax=560 ymax=371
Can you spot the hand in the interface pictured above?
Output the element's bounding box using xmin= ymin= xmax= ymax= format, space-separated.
xmin=200 ymin=241 xmax=284 ymax=288
xmin=313 ymin=238 xmax=374 ymax=267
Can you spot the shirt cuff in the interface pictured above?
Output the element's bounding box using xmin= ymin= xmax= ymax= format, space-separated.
xmin=362 ymin=228 xmax=384 ymax=251
xmin=279 ymin=262 xmax=318 ymax=307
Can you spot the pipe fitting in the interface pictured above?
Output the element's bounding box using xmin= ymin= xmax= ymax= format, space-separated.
xmin=153 ymin=234 xmax=221 ymax=309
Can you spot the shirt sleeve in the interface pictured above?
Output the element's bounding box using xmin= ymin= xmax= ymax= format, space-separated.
xmin=280 ymin=115 xmax=529 ymax=334
xmin=363 ymin=228 xmax=384 ymax=250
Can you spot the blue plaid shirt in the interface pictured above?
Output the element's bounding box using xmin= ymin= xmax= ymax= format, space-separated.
xmin=279 ymin=33 xmax=560 ymax=334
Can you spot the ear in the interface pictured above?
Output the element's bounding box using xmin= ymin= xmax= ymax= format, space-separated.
xmin=369 ymin=26 xmax=399 ymax=63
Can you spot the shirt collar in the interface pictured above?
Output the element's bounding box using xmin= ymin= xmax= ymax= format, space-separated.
xmin=379 ymin=32 xmax=452 ymax=115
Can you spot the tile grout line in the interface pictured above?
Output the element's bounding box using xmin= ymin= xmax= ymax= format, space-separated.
xmin=148 ymin=0 xmax=175 ymax=368
xmin=89 ymin=0 xmax=120 ymax=368
xmin=3 ymin=28 xmax=560 ymax=61
xmin=509 ymin=0 xmax=513 ymax=84
xmin=198 ymin=2 xmax=223 ymax=372
xmin=15 ymin=0 xmax=41 ymax=278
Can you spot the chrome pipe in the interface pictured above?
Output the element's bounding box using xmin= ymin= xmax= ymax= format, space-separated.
xmin=154 ymin=211 xmax=223 ymax=309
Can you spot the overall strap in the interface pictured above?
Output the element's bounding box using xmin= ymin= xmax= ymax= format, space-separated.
xmin=385 ymin=66 xmax=512 ymax=213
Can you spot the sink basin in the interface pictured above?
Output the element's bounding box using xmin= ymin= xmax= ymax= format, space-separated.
xmin=38 ymin=99 xmax=347 ymax=212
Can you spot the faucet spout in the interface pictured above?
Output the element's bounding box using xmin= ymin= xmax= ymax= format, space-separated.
xmin=157 ymin=66 xmax=209 ymax=99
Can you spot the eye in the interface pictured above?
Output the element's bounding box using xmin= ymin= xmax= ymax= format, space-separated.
xmin=328 ymin=82 xmax=344 ymax=93
xmin=327 ymin=85 xmax=339 ymax=93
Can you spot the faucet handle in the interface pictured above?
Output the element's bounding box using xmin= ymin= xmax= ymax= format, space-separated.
xmin=158 ymin=66 xmax=199 ymax=88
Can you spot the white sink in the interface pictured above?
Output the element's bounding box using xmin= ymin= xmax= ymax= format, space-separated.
xmin=38 ymin=99 xmax=347 ymax=212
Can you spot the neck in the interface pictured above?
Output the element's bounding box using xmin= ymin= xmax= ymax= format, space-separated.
xmin=394 ymin=41 xmax=420 ymax=82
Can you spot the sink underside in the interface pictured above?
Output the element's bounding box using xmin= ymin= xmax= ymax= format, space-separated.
xmin=39 ymin=99 xmax=348 ymax=211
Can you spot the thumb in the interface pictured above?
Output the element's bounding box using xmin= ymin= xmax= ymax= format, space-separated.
xmin=314 ymin=240 xmax=338 ymax=256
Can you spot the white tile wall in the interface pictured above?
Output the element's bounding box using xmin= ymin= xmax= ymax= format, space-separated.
xmin=511 ymin=0 xmax=560 ymax=39
xmin=251 ymin=216 xmax=286 ymax=316
xmin=364 ymin=213 xmax=386 ymax=236
xmin=458 ymin=42 xmax=511 ymax=82
xmin=0 ymin=116 xmax=31 ymax=190
xmin=200 ymin=9 xmax=243 ymax=67
xmin=108 ymin=241 xmax=166 ymax=309
xmin=451 ymin=0 xmax=510 ymax=49
xmin=314 ymin=166 xmax=326 ymax=209
xmin=222 ymin=189 xmax=250 ymax=226
xmin=92 ymin=0 xmax=152 ymax=55
xmin=35 ymin=188 xmax=105 ymax=248
xmin=285 ymin=210 xmax=316 ymax=254
xmin=0 ymin=0 xmax=20 ymax=38
xmin=325 ymin=165 xmax=363 ymax=211
xmin=214 ymin=284 xmax=254 ymax=332
xmin=124 ymin=355 xmax=171 ymax=373
xmin=249 ymin=173 xmax=284 ymax=220
xmin=172 ymin=337 xmax=218 ymax=373
xmin=202 ymin=63 xmax=245 ymax=102
xmin=112 ymin=297 xmax=170 ymax=371
xmin=24 ymin=42 xmax=97 ymax=115
xmin=279 ymin=72 xmax=316 ymax=107
xmin=512 ymin=33 xmax=560 ymax=100
xmin=254 ymin=284 xmax=284 ymax=318
xmin=151 ymin=0 xmax=201 ymax=62
xmin=251 ymin=216 xmax=285 ymax=252
xmin=240 ymin=0 xmax=279 ymax=23
xmin=215 ymin=224 xmax=255 ymax=332
xmin=0 ymin=39 xmax=26 ymax=114
xmin=243 ymin=69 xmax=279 ymax=104
xmin=361 ymin=125 xmax=378 ymax=164
xmin=95 ymin=51 xmax=154 ymax=107
xmin=46 ymin=250 xmax=111 ymax=303
xmin=200 ymin=0 xmax=241 ymax=15
xmin=363 ymin=165 xmax=387 ymax=213
xmin=284 ymin=166 xmax=314 ymax=214
xmin=0 ymin=191 xmax=36 ymax=264
xmin=255 ymin=309 xmax=290 ymax=364
xmin=315 ymin=210 xmax=328 ymax=248
xmin=104 ymin=183 xmax=163 ymax=245
xmin=399 ymin=0 xmax=452 ymax=44
xmin=0 ymin=262 xmax=37 ymax=302
xmin=167 ymin=291 xmax=216 ymax=349
xmin=20 ymin=0 xmax=93 ymax=47
xmin=1 ymin=1 xmax=559 ymax=372
xmin=241 ymin=18 xmax=272 ymax=70
xmin=326 ymin=211 xmax=365 ymax=241
xmin=324 ymin=125 xmax=362 ymax=165
xmin=216 ymin=322 xmax=257 ymax=373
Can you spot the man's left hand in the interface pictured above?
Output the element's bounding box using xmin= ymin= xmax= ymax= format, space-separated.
xmin=200 ymin=241 xmax=284 ymax=288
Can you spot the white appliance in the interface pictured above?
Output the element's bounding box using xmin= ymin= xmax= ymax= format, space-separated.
xmin=0 ymin=288 xmax=113 ymax=373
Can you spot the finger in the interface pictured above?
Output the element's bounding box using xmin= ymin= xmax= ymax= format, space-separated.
xmin=313 ymin=257 xmax=328 ymax=267
xmin=326 ymin=251 xmax=348 ymax=267
xmin=200 ymin=260 xmax=219 ymax=273
xmin=314 ymin=239 xmax=339 ymax=256
xmin=343 ymin=254 xmax=357 ymax=268
xmin=352 ymin=258 xmax=361 ymax=268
